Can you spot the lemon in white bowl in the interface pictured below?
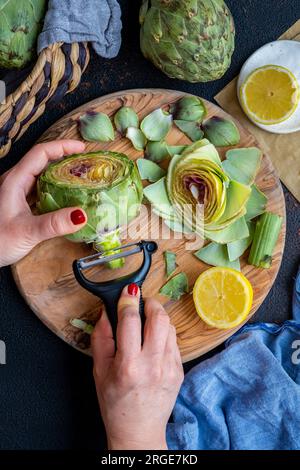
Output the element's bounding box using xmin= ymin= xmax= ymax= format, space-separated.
xmin=238 ymin=40 xmax=300 ymax=134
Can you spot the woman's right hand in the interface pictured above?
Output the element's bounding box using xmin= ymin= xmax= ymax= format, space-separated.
xmin=92 ymin=284 xmax=184 ymax=450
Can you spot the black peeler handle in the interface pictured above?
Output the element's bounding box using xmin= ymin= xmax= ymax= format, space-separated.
xmin=73 ymin=241 xmax=158 ymax=342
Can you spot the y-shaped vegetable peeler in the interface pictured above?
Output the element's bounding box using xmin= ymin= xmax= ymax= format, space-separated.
xmin=73 ymin=240 xmax=158 ymax=338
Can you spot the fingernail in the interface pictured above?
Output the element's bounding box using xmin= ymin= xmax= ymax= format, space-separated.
xmin=71 ymin=209 xmax=86 ymax=225
xmin=128 ymin=283 xmax=139 ymax=296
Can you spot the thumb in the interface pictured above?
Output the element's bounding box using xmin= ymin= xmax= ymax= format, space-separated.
xmin=31 ymin=207 xmax=87 ymax=243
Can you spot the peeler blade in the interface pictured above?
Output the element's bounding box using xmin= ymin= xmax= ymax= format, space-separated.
xmin=77 ymin=241 xmax=150 ymax=270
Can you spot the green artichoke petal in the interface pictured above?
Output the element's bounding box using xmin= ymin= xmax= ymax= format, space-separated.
xmin=227 ymin=221 xmax=255 ymax=261
xmin=143 ymin=177 xmax=177 ymax=221
xmin=140 ymin=108 xmax=172 ymax=141
xmin=222 ymin=147 xmax=262 ymax=186
xmin=145 ymin=140 xmax=170 ymax=163
xmin=114 ymin=107 xmax=139 ymax=135
xmin=126 ymin=127 xmax=147 ymax=151
xmin=194 ymin=242 xmax=241 ymax=270
xmin=174 ymin=120 xmax=204 ymax=141
xmin=159 ymin=272 xmax=189 ymax=301
xmin=205 ymin=216 xmax=249 ymax=244
xmin=164 ymin=219 xmax=194 ymax=234
xmin=137 ymin=158 xmax=166 ymax=182
xmin=245 ymin=185 xmax=268 ymax=221
xmin=181 ymin=139 xmax=222 ymax=166
xmin=164 ymin=251 xmax=177 ymax=277
xmin=212 ymin=180 xmax=251 ymax=226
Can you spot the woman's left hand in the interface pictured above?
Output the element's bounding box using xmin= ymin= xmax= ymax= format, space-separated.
xmin=0 ymin=140 xmax=88 ymax=267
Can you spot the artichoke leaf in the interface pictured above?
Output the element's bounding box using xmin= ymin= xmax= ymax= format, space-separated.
xmin=164 ymin=219 xmax=194 ymax=235
xmin=145 ymin=141 xmax=169 ymax=162
xmin=159 ymin=272 xmax=189 ymax=301
xmin=170 ymin=96 xmax=207 ymax=122
xmin=194 ymin=242 xmax=241 ymax=271
xmin=140 ymin=108 xmax=172 ymax=141
xmin=137 ymin=158 xmax=166 ymax=182
xmin=211 ymin=180 xmax=251 ymax=226
xmin=245 ymin=185 xmax=268 ymax=221
xmin=79 ymin=112 xmax=114 ymax=142
xmin=143 ymin=177 xmax=177 ymax=221
xmin=222 ymin=148 xmax=262 ymax=186
xmin=203 ymin=117 xmax=240 ymax=147
xmin=174 ymin=120 xmax=204 ymax=141
xmin=205 ymin=216 xmax=249 ymax=244
xmin=167 ymin=144 xmax=188 ymax=157
xmin=181 ymin=139 xmax=222 ymax=166
xmin=126 ymin=127 xmax=147 ymax=151
xmin=164 ymin=251 xmax=177 ymax=277
xmin=227 ymin=221 xmax=255 ymax=261
xmin=114 ymin=107 xmax=139 ymax=135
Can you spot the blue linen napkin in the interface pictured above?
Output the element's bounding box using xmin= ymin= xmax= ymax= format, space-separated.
xmin=167 ymin=267 xmax=300 ymax=450
xmin=38 ymin=0 xmax=122 ymax=59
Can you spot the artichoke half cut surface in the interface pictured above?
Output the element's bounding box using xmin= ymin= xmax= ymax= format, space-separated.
xmin=37 ymin=151 xmax=143 ymax=268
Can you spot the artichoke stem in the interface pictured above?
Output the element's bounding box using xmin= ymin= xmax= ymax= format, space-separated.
xmin=94 ymin=231 xmax=125 ymax=269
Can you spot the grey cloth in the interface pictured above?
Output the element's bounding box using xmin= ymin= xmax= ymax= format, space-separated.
xmin=38 ymin=0 xmax=122 ymax=59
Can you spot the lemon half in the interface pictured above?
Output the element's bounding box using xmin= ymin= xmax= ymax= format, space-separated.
xmin=240 ymin=65 xmax=300 ymax=125
xmin=193 ymin=267 xmax=253 ymax=329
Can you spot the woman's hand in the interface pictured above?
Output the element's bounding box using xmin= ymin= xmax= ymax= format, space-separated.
xmin=0 ymin=140 xmax=87 ymax=267
xmin=92 ymin=284 xmax=184 ymax=450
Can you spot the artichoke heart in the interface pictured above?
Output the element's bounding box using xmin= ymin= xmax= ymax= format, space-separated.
xmin=37 ymin=151 xmax=143 ymax=268
xmin=166 ymin=140 xmax=229 ymax=235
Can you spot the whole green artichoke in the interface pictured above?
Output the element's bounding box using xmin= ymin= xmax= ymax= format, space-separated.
xmin=140 ymin=0 xmax=235 ymax=83
xmin=0 ymin=0 xmax=47 ymax=69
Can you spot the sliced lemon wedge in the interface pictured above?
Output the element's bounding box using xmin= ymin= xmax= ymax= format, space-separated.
xmin=193 ymin=267 xmax=253 ymax=329
xmin=240 ymin=65 xmax=300 ymax=125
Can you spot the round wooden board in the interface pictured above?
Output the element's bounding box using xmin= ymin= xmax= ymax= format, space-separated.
xmin=12 ymin=89 xmax=286 ymax=363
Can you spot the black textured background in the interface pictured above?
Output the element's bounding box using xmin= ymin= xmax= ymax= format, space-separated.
xmin=0 ymin=0 xmax=299 ymax=450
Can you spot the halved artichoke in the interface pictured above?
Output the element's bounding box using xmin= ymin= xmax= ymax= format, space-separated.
xmin=37 ymin=151 xmax=143 ymax=267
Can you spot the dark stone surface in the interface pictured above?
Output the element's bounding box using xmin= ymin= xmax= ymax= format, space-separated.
xmin=0 ymin=0 xmax=299 ymax=450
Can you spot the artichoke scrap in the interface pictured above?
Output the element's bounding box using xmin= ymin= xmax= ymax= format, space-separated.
xmin=144 ymin=139 xmax=265 ymax=246
xmin=0 ymin=0 xmax=47 ymax=69
xmin=140 ymin=0 xmax=235 ymax=83
xmin=37 ymin=151 xmax=143 ymax=268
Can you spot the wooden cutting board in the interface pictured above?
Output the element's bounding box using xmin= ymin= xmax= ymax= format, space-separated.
xmin=12 ymin=89 xmax=286 ymax=363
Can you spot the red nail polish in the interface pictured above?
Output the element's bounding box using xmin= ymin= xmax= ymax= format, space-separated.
xmin=128 ymin=283 xmax=139 ymax=296
xmin=71 ymin=209 xmax=86 ymax=225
